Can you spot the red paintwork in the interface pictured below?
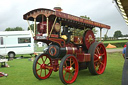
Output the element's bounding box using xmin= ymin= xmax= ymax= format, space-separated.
xmin=66 ymin=47 xmax=77 ymax=54
xmin=65 ymin=46 xmax=91 ymax=62
xmin=84 ymin=30 xmax=95 ymax=49
xmin=37 ymin=21 xmax=53 ymax=34
xmin=49 ymin=38 xmax=65 ymax=47
xmin=74 ymin=36 xmax=83 ymax=44
xmin=76 ymin=53 xmax=91 ymax=62
xmin=37 ymin=22 xmax=47 ymax=33
xmin=50 ymin=34 xmax=59 ymax=38
xmin=51 ymin=59 xmax=59 ymax=72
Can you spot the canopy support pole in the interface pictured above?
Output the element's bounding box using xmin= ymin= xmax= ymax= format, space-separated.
xmin=49 ymin=17 xmax=57 ymax=37
xmin=47 ymin=17 xmax=49 ymax=36
xmin=100 ymin=28 xmax=102 ymax=41
xmin=60 ymin=21 xmax=62 ymax=36
xmin=34 ymin=18 xmax=36 ymax=36
xmin=27 ymin=20 xmax=34 ymax=37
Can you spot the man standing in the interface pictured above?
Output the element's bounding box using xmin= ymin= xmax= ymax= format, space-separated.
xmin=122 ymin=45 xmax=126 ymax=59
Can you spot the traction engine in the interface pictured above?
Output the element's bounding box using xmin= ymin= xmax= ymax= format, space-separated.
xmin=23 ymin=7 xmax=110 ymax=84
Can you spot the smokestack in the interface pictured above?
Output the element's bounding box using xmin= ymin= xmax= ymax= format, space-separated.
xmin=54 ymin=7 xmax=62 ymax=12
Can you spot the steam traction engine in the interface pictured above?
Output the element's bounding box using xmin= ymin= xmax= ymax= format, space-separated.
xmin=23 ymin=7 xmax=110 ymax=84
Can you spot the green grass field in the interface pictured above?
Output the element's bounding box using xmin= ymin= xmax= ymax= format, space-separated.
xmin=0 ymin=52 xmax=124 ymax=85
xmin=103 ymin=40 xmax=128 ymax=44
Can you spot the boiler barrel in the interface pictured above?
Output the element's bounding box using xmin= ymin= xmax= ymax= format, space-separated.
xmin=48 ymin=45 xmax=82 ymax=59
xmin=61 ymin=47 xmax=82 ymax=55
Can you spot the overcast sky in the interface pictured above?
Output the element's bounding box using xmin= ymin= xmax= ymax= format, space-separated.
xmin=0 ymin=0 xmax=127 ymax=37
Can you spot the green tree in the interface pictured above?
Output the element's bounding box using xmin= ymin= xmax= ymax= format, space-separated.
xmin=27 ymin=24 xmax=37 ymax=34
xmin=104 ymin=34 xmax=108 ymax=40
xmin=27 ymin=24 xmax=34 ymax=31
xmin=5 ymin=27 xmax=14 ymax=31
xmin=14 ymin=27 xmax=24 ymax=31
xmin=80 ymin=15 xmax=91 ymax=20
xmin=113 ymin=30 xmax=122 ymax=38
xmin=5 ymin=27 xmax=24 ymax=31
xmin=92 ymin=28 xmax=98 ymax=34
xmin=80 ymin=15 xmax=98 ymax=34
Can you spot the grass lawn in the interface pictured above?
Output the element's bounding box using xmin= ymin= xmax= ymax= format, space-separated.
xmin=0 ymin=52 xmax=124 ymax=85
xmin=103 ymin=40 xmax=128 ymax=44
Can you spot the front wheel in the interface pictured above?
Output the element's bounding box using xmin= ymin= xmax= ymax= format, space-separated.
xmin=33 ymin=53 xmax=52 ymax=80
xmin=8 ymin=52 xmax=15 ymax=58
xmin=88 ymin=42 xmax=107 ymax=75
xmin=59 ymin=54 xmax=79 ymax=84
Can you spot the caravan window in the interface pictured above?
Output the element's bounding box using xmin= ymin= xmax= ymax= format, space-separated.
xmin=0 ymin=37 xmax=3 ymax=45
xmin=18 ymin=37 xmax=31 ymax=43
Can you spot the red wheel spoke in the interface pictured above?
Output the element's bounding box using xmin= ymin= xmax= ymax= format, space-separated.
xmin=70 ymin=73 xmax=73 ymax=79
xmin=71 ymin=62 xmax=74 ymax=66
xmin=41 ymin=57 xmax=45 ymax=64
xmin=37 ymin=62 xmax=40 ymax=65
xmin=44 ymin=57 xmax=47 ymax=62
xmin=99 ymin=46 xmax=102 ymax=51
xmin=70 ymin=58 xmax=72 ymax=67
xmin=63 ymin=71 xmax=67 ymax=78
xmin=94 ymin=59 xmax=99 ymax=63
xmin=100 ymin=62 xmax=104 ymax=66
xmin=45 ymin=69 xmax=46 ymax=76
xmin=36 ymin=68 xmax=41 ymax=71
xmin=100 ymin=53 xmax=104 ymax=56
xmin=94 ymin=54 xmax=99 ymax=57
xmin=68 ymin=73 xmax=71 ymax=81
xmin=65 ymin=61 xmax=67 ymax=67
xmin=96 ymin=47 xmax=100 ymax=55
xmin=40 ymin=68 xmax=42 ymax=76
xmin=95 ymin=64 xmax=99 ymax=69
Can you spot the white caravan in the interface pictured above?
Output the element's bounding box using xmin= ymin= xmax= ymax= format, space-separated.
xmin=0 ymin=31 xmax=34 ymax=58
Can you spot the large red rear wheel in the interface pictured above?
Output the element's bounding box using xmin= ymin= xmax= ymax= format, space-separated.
xmin=59 ymin=55 xmax=79 ymax=84
xmin=88 ymin=42 xmax=107 ymax=75
xmin=33 ymin=53 xmax=52 ymax=80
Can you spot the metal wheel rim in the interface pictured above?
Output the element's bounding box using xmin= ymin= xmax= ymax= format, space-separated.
xmin=35 ymin=54 xmax=52 ymax=79
xmin=9 ymin=53 xmax=14 ymax=57
xmin=62 ymin=56 xmax=79 ymax=83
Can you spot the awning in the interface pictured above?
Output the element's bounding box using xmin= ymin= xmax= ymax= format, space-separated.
xmin=23 ymin=8 xmax=110 ymax=29
xmin=114 ymin=0 xmax=128 ymax=25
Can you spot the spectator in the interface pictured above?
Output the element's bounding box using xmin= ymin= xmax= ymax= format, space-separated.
xmin=122 ymin=44 xmax=127 ymax=59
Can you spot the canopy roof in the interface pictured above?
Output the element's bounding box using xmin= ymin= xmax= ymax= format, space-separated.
xmin=115 ymin=0 xmax=128 ymax=25
xmin=115 ymin=0 xmax=128 ymax=17
xmin=23 ymin=8 xmax=110 ymax=29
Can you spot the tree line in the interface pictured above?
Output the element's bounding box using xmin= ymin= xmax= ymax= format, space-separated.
xmin=5 ymin=27 xmax=24 ymax=31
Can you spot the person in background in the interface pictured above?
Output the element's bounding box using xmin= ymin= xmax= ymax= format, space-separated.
xmin=122 ymin=44 xmax=127 ymax=59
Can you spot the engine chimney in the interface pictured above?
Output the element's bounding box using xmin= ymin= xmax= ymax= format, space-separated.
xmin=54 ymin=7 xmax=62 ymax=12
